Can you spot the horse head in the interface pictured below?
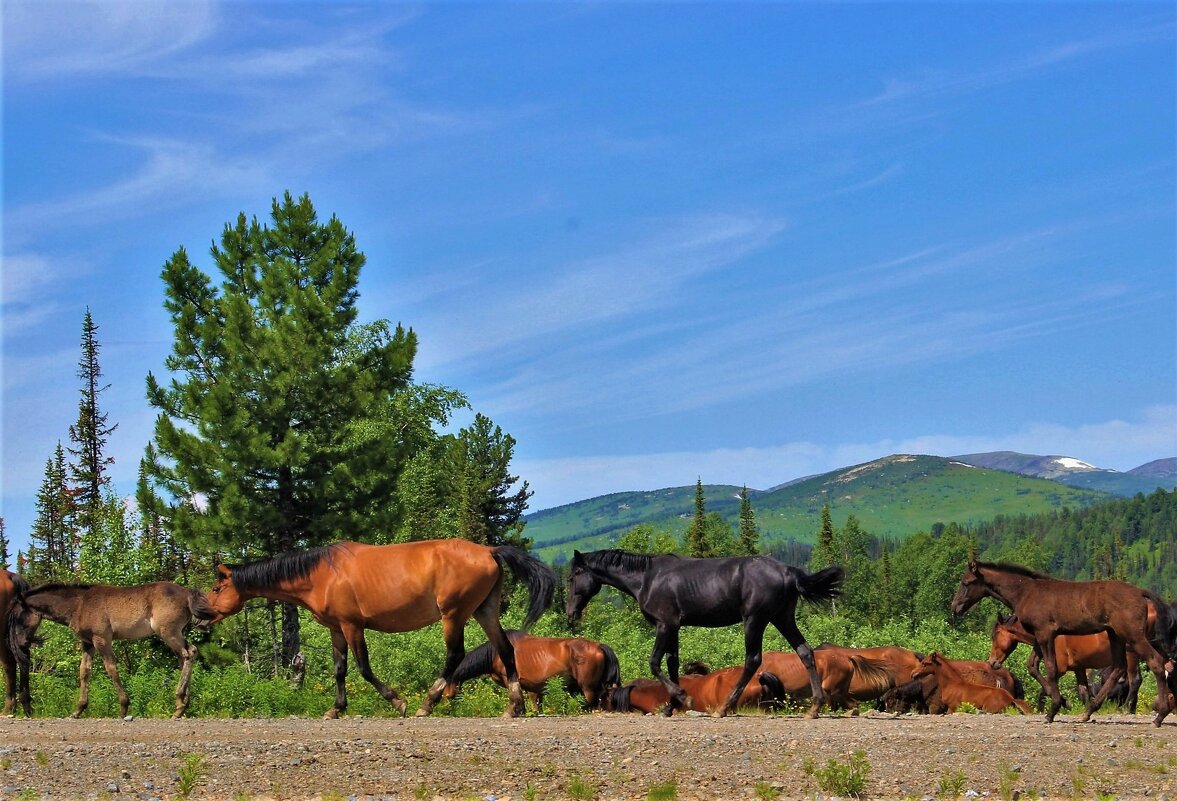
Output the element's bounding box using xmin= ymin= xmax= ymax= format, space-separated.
xmin=911 ymin=651 xmax=943 ymax=681
xmin=6 ymin=595 xmax=42 ymax=669
xmin=565 ymin=551 xmax=602 ymax=626
xmin=205 ymin=564 xmax=246 ymax=624
xmin=988 ymin=614 xmax=1021 ymax=668
xmin=949 ymin=560 xmax=988 ymax=621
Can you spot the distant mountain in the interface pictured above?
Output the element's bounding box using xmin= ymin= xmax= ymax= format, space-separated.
xmin=526 ymin=454 xmax=1111 ymax=562
xmin=954 ymin=451 xmax=1176 ymax=497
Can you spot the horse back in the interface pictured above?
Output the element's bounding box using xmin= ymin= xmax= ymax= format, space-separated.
xmin=316 ymin=540 xmax=502 ymax=630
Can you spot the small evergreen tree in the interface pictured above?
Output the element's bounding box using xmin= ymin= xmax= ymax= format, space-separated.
xmin=0 ymin=517 xmax=9 ymax=570
xmin=68 ymin=308 xmax=118 ymax=547
xmin=811 ymin=504 xmax=837 ymax=571
xmin=450 ymin=413 xmax=533 ymax=548
xmin=28 ymin=443 xmax=76 ymax=581
xmin=685 ymin=478 xmax=712 ymax=557
xmin=738 ymin=485 xmax=760 ymax=555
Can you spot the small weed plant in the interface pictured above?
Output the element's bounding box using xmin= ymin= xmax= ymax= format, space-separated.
xmin=753 ymin=781 xmax=781 ymax=801
xmin=936 ymin=769 xmax=967 ymax=798
xmin=177 ymin=752 xmax=206 ymax=798
xmin=647 ymin=777 xmax=677 ymax=801
xmin=804 ymin=749 xmax=871 ymax=799
xmin=568 ymin=773 xmax=599 ymax=801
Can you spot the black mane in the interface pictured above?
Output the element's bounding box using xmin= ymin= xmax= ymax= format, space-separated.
xmin=28 ymin=582 xmax=94 ymax=597
xmin=229 ymin=545 xmax=337 ymax=591
xmin=583 ymin=549 xmax=659 ymax=574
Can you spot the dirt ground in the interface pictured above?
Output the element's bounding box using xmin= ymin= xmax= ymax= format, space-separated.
xmin=1 ymin=711 xmax=1176 ymax=801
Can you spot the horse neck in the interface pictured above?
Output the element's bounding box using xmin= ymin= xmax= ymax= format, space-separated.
xmin=978 ymin=567 xmax=1035 ymax=609
xmin=27 ymin=589 xmax=83 ymax=625
xmin=590 ymin=562 xmax=647 ymax=599
xmin=930 ymin=658 xmax=964 ymax=684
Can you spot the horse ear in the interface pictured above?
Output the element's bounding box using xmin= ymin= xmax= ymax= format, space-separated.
xmin=216 ymin=564 xmax=232 ymax=580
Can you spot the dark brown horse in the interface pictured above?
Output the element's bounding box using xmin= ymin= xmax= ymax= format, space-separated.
xmin=443 ymin=630 xmax=621 ymax=713
xmin=1 ymin=570 xmax=31 ymax=716
xmin=205 ymin=539 xmax=555 ymax=718
xmin=912 ymin=652 xmax=1032 ymax=714
xmin=950 ymin=560 xmax=1171 ymax=725
xmin=989 ymin=613 xmax=1142 ymax=713
xmin=606 ymin=663 xmax=785 ymax=714
xmin=8 ymin=582 xmax=215 ymax=718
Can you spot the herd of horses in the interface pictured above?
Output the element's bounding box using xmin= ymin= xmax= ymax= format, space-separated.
xmin=3 ymin=542 xmax=1177 ymax=728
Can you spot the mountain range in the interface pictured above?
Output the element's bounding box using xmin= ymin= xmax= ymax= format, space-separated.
xmin=525 ymin=451 xmax=1176 ymax=562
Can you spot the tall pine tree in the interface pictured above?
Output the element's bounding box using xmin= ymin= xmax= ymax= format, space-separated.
xmin=450 ymin=413 xmax=533 ymax=548
xmin=28 ymin=443 xmax=76 ymax=581
xmin=144 ymin=193 xmax=425 ymax=669
xmin=685 ymin=478 xmax=712 ymax=557
xmin=68 ymin=308 xmax=118 ymax=546
xmin=0 ymin=517 xmax=9 ymax=571
xmin=738 ymin=485 xmax=760 ymax=555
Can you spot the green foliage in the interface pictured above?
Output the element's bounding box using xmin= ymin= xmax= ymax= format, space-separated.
xmin=937 ymin=769 xmax=967 ymax=798
xmin=567 ymin=773 xmax=599 ymax=801
xmin=177 ymin=752 xmax=206 ymax=798
xmin=753 ymin=782 xmax=780 ymax=801
xmin=450 ymin=413 xmax=533 ymax=548
xmin=685 ymin=478 xmax=711 ymax=557
xmin=804 ymin=749 xmax=871 ymax=798
xmin=738 ymin=485 xmax=760 ymax=555
xmin=647 ymin=777 xmax=677 ymax=801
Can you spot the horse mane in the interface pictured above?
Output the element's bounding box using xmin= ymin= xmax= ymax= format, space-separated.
xmin=583 ymin=549 xmax=658 ymax=573
xmin=448 ymin=630 xmax=527 ymax=687
xmin=976 ymin=561 xmax=1053 ymax=580
xmin=229 ymin=545 xmax=338 ymax=592
xmin=682 ymin=661 xmax=711 ymax=676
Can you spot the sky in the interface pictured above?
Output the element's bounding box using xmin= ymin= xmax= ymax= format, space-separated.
xmin=3 ymin=2 xmax=1175 ymax=558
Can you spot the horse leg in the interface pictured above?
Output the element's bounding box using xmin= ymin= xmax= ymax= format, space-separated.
xmin=1075 ymin=668 xmax=1092 ymax=706
xmin=72 ymin=640 xmax=95 ymax=718
xmin=1082 ymin=636 xmax=1127 ymax=722
xmin=323 ymin=627 xmax=349 ymax=719
xmin=772 ymin=612 xmax=824 ymax=718
xmin=1126 ymin=652 xmax=1142 ymax=714
xmin=1 ymin=648 xmax=14 ymax=716
xmin=471 ymin=595 xmax=526 ymax=718
xmin=1121 ymin=634 xmax=1172 ymax=726
xmin=343 ymin=624 xmax=407 ymax=717
xmin=651 ymin=624 xmax=689 ymax=716
xmin=717 ymin=617 xmax=766 ymax=718
xmin=1024 ymin=650 xmax=1047 ymax=712
xmin=1036 ymin=634 xmax=1065 ymax=723
xmin=157 ymin=628 xmax=195 ymax=719
xmin=94 ymin=638 xmax=131 ymax=718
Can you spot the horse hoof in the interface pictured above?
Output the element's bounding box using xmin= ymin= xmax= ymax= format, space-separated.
xmin=414 ymin=706 xmax=431 ymax=717
xmin=394 ymin=700 xmax=407 ymax=717
xmin=322 ymin=709 xmax=340 ymax=720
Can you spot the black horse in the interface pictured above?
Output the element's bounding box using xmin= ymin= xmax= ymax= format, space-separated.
xmin=566 ymin=549 xmax=843 ymax=717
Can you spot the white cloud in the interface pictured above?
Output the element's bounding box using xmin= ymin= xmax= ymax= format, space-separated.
xmin=518 ymin=406 xmax=1177 ymax=512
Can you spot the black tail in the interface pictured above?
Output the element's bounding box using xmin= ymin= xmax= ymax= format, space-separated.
xmin=493 ymin=546 xmax=556 ymax=628
xmin=605 ymin=685 xmax=632 ymax=713
xmin=449 ymin=640 xmax=497 ymax=689
xmin=599 ymin=642 xmax=621 ymax=689
xmin=796 ymin=565 xmax=845 ymax=604
xmin=6 ymin=598 xmax=38 ymax=671
xmin=758 ymin=671 xmax=786 ymax=707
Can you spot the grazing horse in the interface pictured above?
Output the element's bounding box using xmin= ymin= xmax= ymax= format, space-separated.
xmin=950 ymin=560 xmax=1172 ymax=725
xmin=912 ymin=652 xmax=1032 ymax=714
xmin=988 ymin=613 xmax=1142 ymax=713
xmin=443 ymin=630 xmax=621 ymax=713
xmin=606 ymin=665 xmax=786 ymax=714
xmin=8 ymin=582 xmax=214 ymax=718
xmin=1 ymin=571 xmax=31 ymax=716
xmin=566 ymin=549 xmax=843 ymax=718
xmin=205 ymin=539 xmax=555 ymax=719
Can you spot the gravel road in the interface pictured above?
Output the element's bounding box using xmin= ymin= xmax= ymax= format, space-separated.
xmin=2 ymin=712 xmax=1175 ymax=801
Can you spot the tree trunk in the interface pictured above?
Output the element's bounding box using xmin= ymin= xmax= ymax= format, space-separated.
xmin=281 ymin=601 xmax=301 ymax=671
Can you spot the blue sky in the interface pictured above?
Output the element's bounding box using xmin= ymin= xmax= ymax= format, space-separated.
xmin=3 ymin=2 xmax=1175 ymax=557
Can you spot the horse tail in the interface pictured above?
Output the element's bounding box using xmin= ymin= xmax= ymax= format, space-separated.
xmin=6 ymin=597 xmax=38 ymax=671
xmin=448 ymin=639 xmax=497 ymax=689
xmin=795 ymin=565 xmax=844 ymax=604
xmin=849 ymin=655 xmax=895 ymax=695
xmin=599 ymin=642 xmax=622 ymax=689
xmin=187 ymin=589 xmax=217 ymax=623
xmin=492 ymin=546 xmax=556 ymax=629
xmin=1010 ymin=674 xmax=1026 ymax=700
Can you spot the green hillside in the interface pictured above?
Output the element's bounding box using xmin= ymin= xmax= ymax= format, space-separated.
xmin=528 ymin=454 xmax=1111 ymax=562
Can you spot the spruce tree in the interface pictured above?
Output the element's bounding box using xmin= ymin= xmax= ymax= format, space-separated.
xmin=685 ymin=478 xmax=712 ymax=557
xmin=145 ymin=193 xmax=424 ymax=668
xmin=28 ymin=443 xmax=76 ymax=581
xmin=68 ymin=308 xmax=118 ymax=545
xmin=738 ymin=485 xmax=760 ymax=555
xmin=812 ymin=504 xmax=837 ymax=571
xmin=450 ymin=413 xmax=533 ymax=548
xmin=0 ymin=517 xmax=9 ymax=570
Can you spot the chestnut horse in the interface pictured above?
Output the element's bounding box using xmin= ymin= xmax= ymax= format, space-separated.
xmin=912 ymin=652 xmax=1032 ymax=714
xmin=950 ymin=560 xmax=1171 ymax=725
xmin=758 ymin=649 xmax=895 ymax=712
xmin=989 ymin=613 xmax=1142 ymax=713
xmin=606 ymin=664 xmax=786 ymax=714
xmin=889 ymin=658 xmax=1022 ymax=715
xmin=443 ymin=629 xmax=621 ymax=713
xmin=8 ymin=582 xmax=214 ymax=718
xmin=566 ymin=549 xmax=843 ymax=717
xmin=1 ymin=570 xmax=31 ymax=716
xmin=205 ymin=539 xmax=555 ymax=719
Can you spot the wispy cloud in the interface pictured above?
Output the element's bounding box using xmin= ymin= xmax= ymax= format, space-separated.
xmin=519 ymin=405 xmax=1177 ymax=511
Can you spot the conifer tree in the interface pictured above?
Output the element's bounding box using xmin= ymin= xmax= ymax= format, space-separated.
xmin=812 ymin=503 xmax=837 ymax=571
xmin=685 ymin=478 xmax=712 ymax=557
xmin=28 ymin=443 xmax=76 ymax=581
xmin=144 ymin=193 xmax=426 ymax=667
xmin=68 ymin=309 xmax=118 ymax=545
xmin=738 ymin=485 xmax=760 ymax=555
xmin=0 ymin=517 xmax=9 ymax=570
xmin=450 ymin=413 xmax=533 ymax=548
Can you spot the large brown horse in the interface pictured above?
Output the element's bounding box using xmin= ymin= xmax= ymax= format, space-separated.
xmin=912 ymin=652 xmax=1032 ymax=714
xmin=1 ymin=570 xmax=31 ymax=716
xmin=759 ymin=649 xmax=894 ymax=712
xmin=443 ymin=630 xmax=621 ymax=713
xmin=205 ymin=539 xmax=555 ymax=719
xmin=8 ymin=582 xmax=214 ymax=718
xmin=950 ymin=560 xmax=1171 ymax=725
xmin=606 ymin=664 xmax=785 ymax=714
xmin=989 ymin=613 xmax=1142 ymax=713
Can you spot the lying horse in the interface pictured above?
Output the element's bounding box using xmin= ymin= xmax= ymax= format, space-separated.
xmin=1 ymin=570 xmax=31 ymax=716
xmin=758 ymin=649 xmax=894 ymax=712
xmin=606 ymin=664 xmax=785 ymax=714
xmin=443 ymin=630 xmax=620 ymax=713
xmin=8 ymin=581 xmax=215 ymax=718
xmin=989 ymin=613 xmax=1142 ymax=713
xmin=912 ymin=652 xmax=1032 ymax=714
